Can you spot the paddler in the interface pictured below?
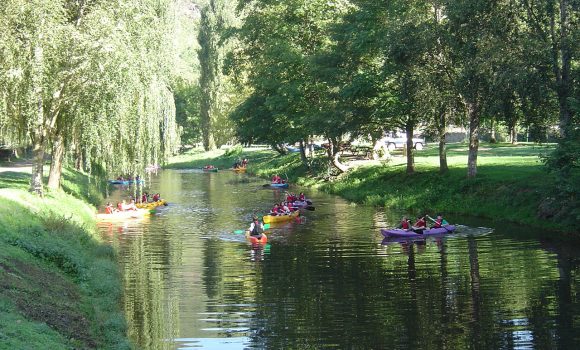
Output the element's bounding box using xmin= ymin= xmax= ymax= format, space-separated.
xmin=248 ymin=216 xmax=265 ymax=238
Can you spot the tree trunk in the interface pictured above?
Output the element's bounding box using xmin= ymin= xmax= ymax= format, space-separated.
xmin=510 ymin=126 xmax=518 ymax=145
xmin=299 ymin=140 xmax=310 ymax=170
xmin=30 ymin=133 xmax=46 ymax=196
xmin=47 ymin=133 xmax=65 ymax=190
xmin=29 ymin=39 xmax=45 ymax=196
xmin=405 ymin=122 xmax=415 ymax=175
xmin=467 ymin=100 xmax=480 ymax=178
xmin=551 ymin=0 xmax=572 ymax=138
xmin=327 ymin=136 xmax=349 ymax=173
xmin=271 ymin=143 xmax=287 ymax=155
xmin=75 ymin=146 xmax=83 ymax=170
xmin=438 ymin=112 xmax=448 ymax=174
xmin=489 ymin=118 xmax=497 ymax=143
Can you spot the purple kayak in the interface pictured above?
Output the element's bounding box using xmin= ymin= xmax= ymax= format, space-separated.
xmin=291 ymin=200 xmax=312 ymax=208
xmin=381 ymin=225 xmax=456 ymax=238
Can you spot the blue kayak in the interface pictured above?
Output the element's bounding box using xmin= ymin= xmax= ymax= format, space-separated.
xmin=108 ymin=179 xmax=144 ymax=185
xmin=269 ymin=183 xmax=289 ymax=188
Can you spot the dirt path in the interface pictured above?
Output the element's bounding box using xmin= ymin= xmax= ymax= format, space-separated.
xmin=0 ymin=160 xmax=33 ymax=174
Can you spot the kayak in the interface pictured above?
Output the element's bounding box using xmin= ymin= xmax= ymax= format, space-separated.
xmin=96 ymin=209 xmax=150 ymax=221
xmin=263 ymin=210 xmax=300 ymax=224
xmin=136 ymin=200 xmax=167 ymax=210
xmin=202 ymin=167 xmax=218 ymax=172
xmin=381 ymin=225 xmax=456 ymax=238
xmin=245 ymin=232 xmax=268 ymax=244
xmin=232 ymin=167 xmax=247 ymax=173
xmin=269 ymin=183 xmax=289 ymax=188
xmin=108 ymin=179 xmax=144 ymax=185
xmin=291 ymin=200 xmax=312 ymax=208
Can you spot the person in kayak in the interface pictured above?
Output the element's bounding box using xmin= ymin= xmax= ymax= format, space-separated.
xmin=428 ymin=214 xmax=449 ymax=228
xmin=105 ymin=203 xmax=115 ymax=214
xmin=412 ymin=215 xmax=427 ymax=234
xmin=272 ymin=174 xmax=282 ymax=184
xmin=399 ymin=216 xmax=411 ymax=230
xmin=270 ymin=204 xmax=281 ymax=216
xmin=248 ymin=216 xmax=264 ymax=238
xmin=298 ymin=192 xmax=305 ymax=201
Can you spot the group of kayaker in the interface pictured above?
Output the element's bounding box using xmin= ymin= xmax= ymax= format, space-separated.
xmin=233 ymin=158 xmax=248 ymax=169
xmin=103 ymin=192 xmax=163 ymax=215
xmin=138 ymin=192 xmax=161 ymax=204
xmin=248 ymin=192 xmax=311 ymax=239
xmin=105 ymin=200 xmax=137 ymax=214
xmin=271 ymin=174 xmax=285 ymax=184
xmin=115 ymin=175 xmax=141 ymax=181
xmin=399 ymin=214 xmax=449 ymax=234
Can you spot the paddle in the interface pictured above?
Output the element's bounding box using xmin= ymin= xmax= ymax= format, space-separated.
xmin=426 ymin=215 xmax=451 ymax=232
xmin=234 ymin=223 xmax=270 ymax=234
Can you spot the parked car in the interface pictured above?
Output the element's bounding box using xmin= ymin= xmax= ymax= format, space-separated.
xmin=383 ymin=135 xmax=425 ymax=151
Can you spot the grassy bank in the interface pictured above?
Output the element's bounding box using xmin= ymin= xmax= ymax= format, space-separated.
xmin=0 ymin=166 xmax=130 ymax=349
xmin=167 ymin=143 xmax=576 ymax=237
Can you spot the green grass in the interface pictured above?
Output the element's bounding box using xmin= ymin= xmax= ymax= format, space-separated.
xmin=0 ymin=168 xmax=130 ymax=349
xmin=167 ymin=143 xmax=575 ymax=236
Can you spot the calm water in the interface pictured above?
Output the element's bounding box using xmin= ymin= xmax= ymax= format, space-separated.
xmin=99 ymin=170 xmax=579 ymax=350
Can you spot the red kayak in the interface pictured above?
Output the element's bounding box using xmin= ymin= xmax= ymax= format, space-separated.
xmin=381 ymin=225 xmax=456 ymax=238
xmin=246 ymin=232 xmax=268 ymax=244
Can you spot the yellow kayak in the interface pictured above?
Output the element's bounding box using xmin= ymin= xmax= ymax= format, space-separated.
xmin=136 ymin=200 xmax=167 ymax=210
xmin=97 ymin=209 xmax=150 ymax=221
xmin=263 ymin=210 xmax=300 ymax=224
xmin=232 ymin=167 xmax=247 ymax=173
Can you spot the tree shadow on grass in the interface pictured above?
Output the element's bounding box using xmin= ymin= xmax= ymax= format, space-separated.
xmin=0 ymin=171 xmax=29 ymax=190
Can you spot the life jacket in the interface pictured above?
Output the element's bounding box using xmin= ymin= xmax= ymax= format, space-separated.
xmin=433 ymin=219 xmax=442 ymax=228
xmin=299 ymin=194 xmax=305 ymax=201
xmin=401 ymin=220 xmax=410 ymax=229
xmin=141 ymin=195 xmax=147 ymax=203
xmin=251 ymin=221 xmax=263 ymax=235
xmin=117 ymin=203 xmax=123 ymax=211
xmin=105 ymin=206 xmax=113 ymax=214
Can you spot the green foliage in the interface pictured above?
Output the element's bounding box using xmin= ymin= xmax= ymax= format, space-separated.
xmin=0 ymin=170 xmax=129 ymax=348
xmin=224 ymin=144 xmax=243 ymax=157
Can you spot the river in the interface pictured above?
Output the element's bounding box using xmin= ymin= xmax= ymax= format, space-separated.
xmin=99 ymin=169 xmax=579 ymax=349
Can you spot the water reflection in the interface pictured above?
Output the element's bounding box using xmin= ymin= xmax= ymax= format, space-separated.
xmin=99 ymin=170 xmax=579 ymax=349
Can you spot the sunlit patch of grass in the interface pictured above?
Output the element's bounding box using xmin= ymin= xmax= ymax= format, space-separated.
xmin=0 ymin=169 xmax=129 ymax=349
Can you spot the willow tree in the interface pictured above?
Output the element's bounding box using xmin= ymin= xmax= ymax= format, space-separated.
xmin=0 ymin=0 xmax=181 ymax=194
xmin=0 ymin=0 xmax=69 ymax=195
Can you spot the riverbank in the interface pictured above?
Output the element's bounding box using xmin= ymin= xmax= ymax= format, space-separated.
xmin=0 ymin=165 xmax=130 ymax=349
xmin=167 ymin=143 xmax=576 ymax=238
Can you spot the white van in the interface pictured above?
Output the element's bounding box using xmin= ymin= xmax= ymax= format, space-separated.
xmin=382 ymin=134 xmax=425 ymax=151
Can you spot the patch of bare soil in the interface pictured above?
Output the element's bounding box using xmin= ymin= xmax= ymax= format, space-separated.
xmin=0 ymin=258 xmax=97 ymax=349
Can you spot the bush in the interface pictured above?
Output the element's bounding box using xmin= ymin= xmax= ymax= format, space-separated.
xmin=224 ymin=144 xmax=243 ymax=157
